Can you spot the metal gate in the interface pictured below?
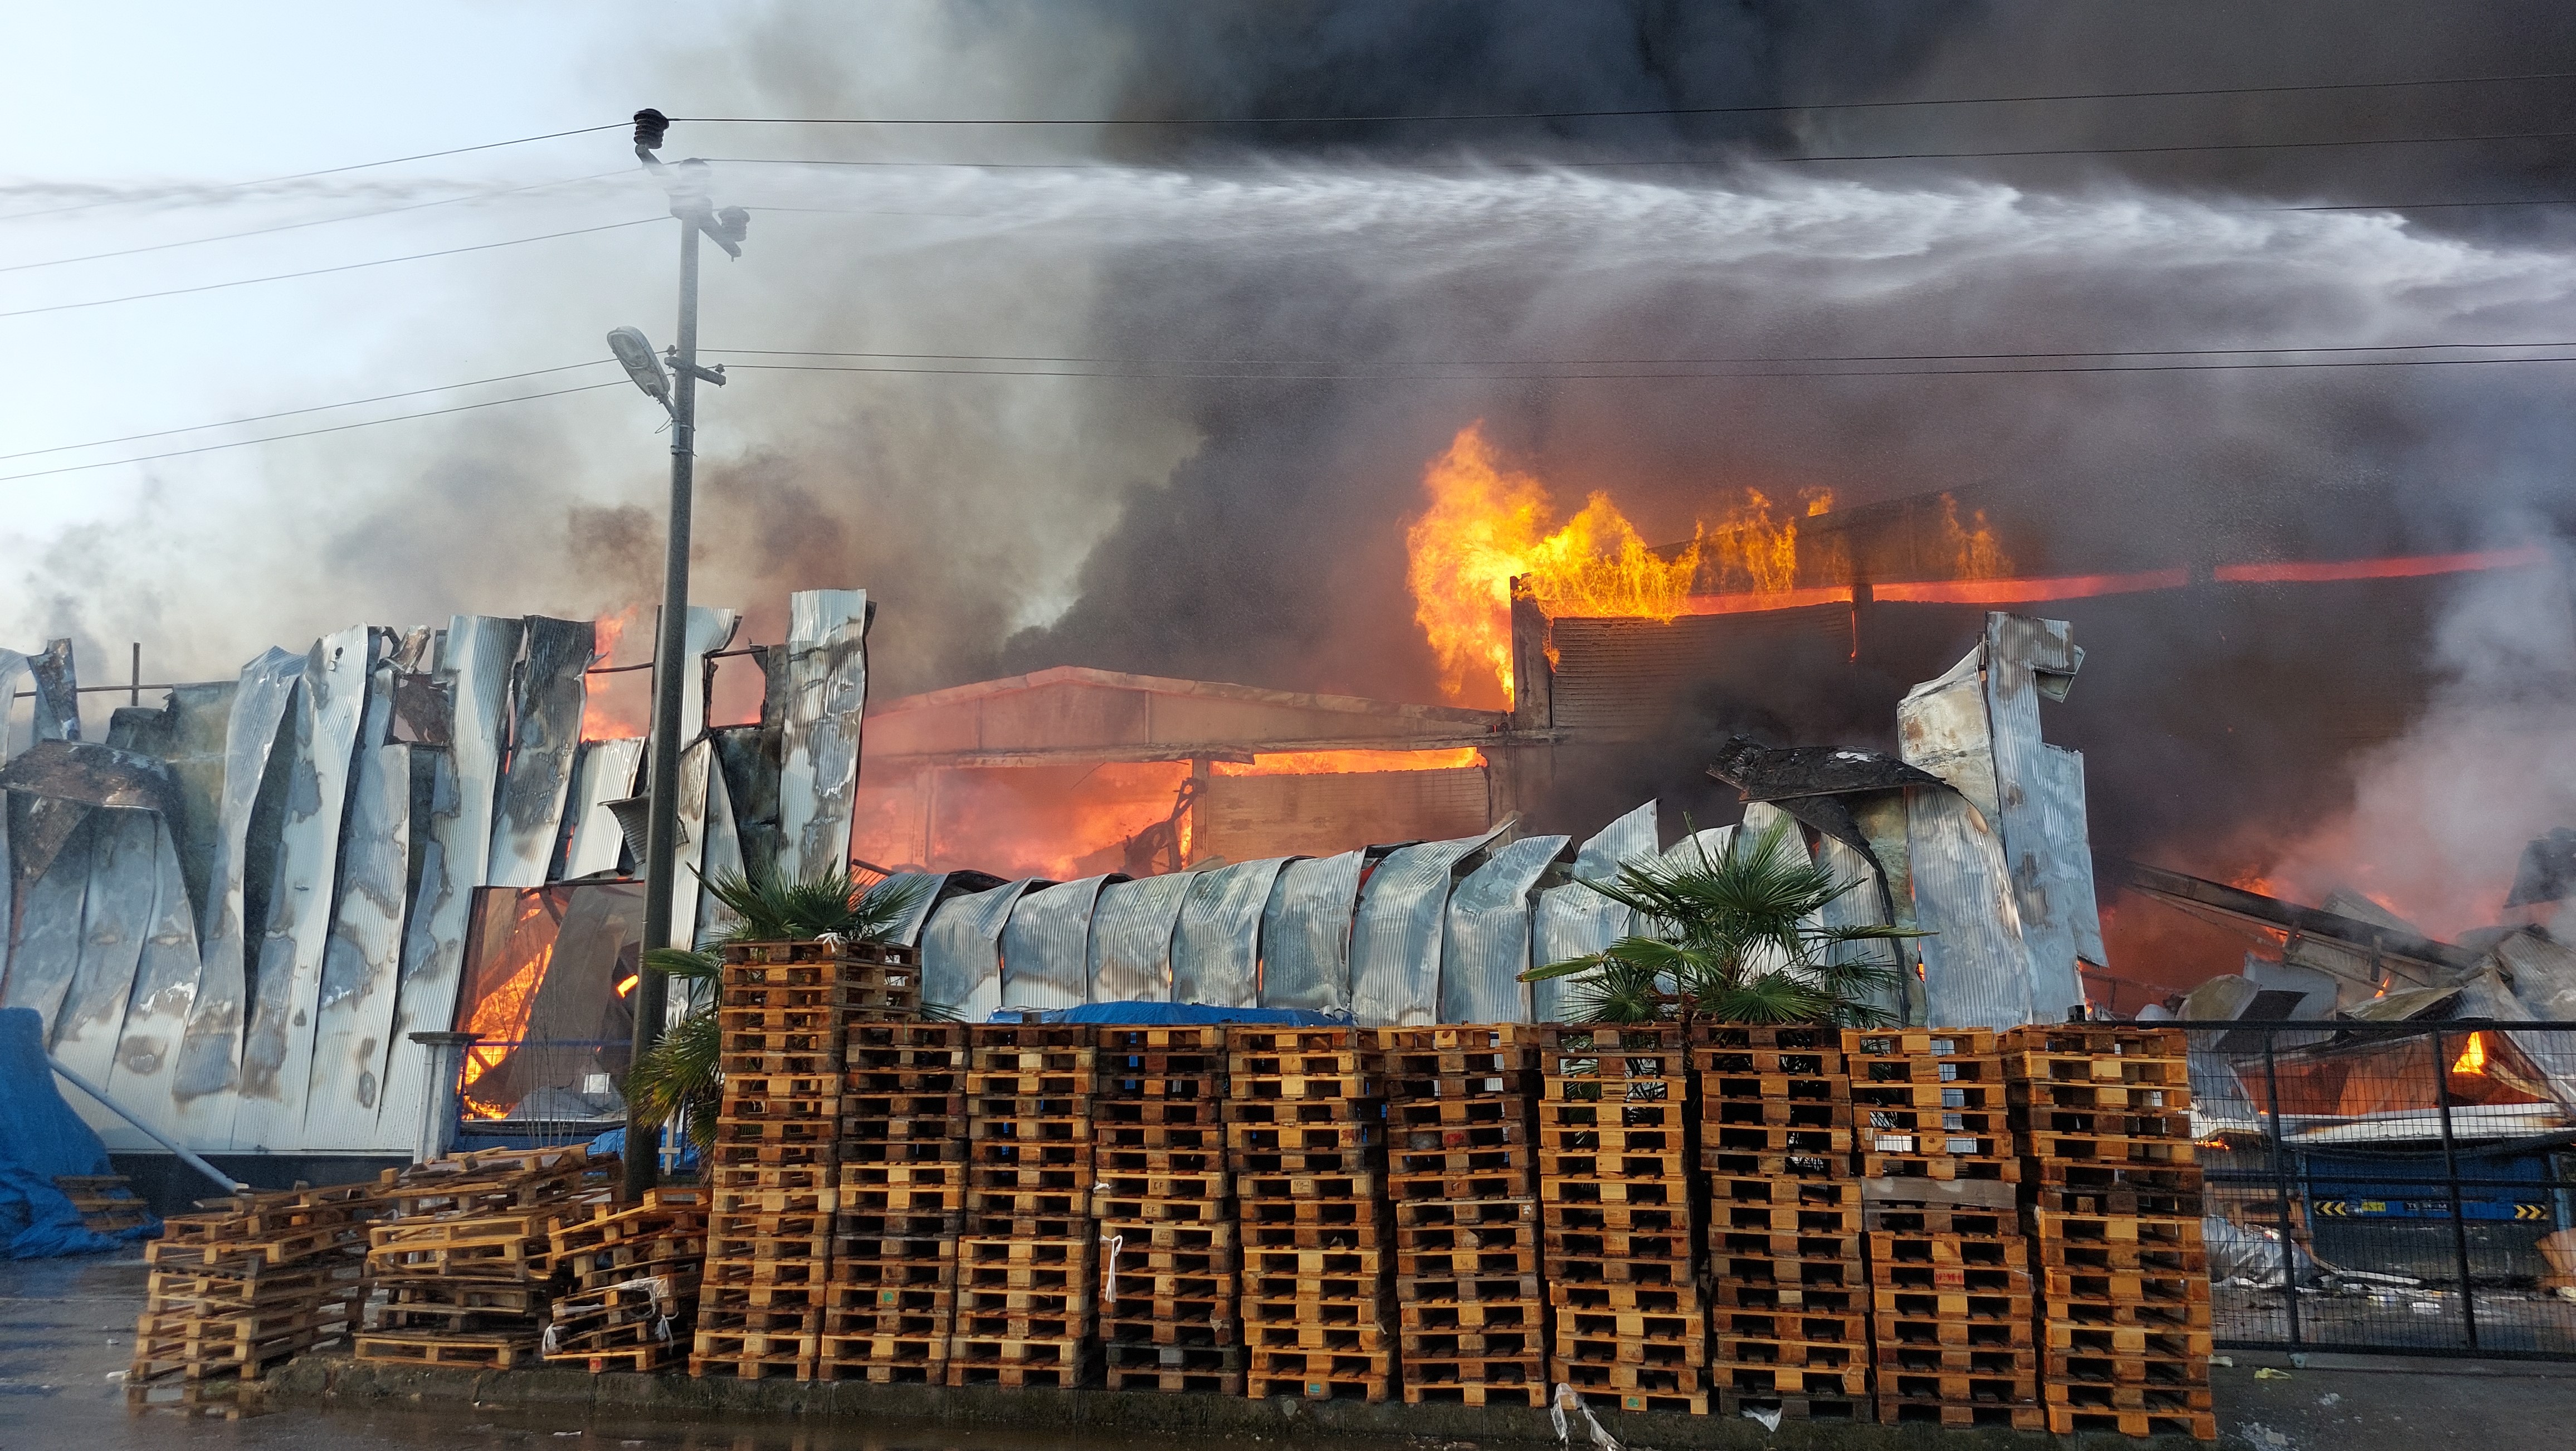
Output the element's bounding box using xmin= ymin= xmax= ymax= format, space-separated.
xmin=2184 ymin=1019 xmax=2576 ymax=1359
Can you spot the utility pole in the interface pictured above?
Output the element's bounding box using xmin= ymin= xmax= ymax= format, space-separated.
xmin=615 ymin=109 xmax=747 ymax=1199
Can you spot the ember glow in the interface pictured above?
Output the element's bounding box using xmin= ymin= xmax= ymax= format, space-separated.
xmin=459 ymin=898 xmax=554 ymax=1119
xmin=1212 ymin=747 xmax=1486 ymax=776
xmin=2451 ymin=1031 xmax=2489 ymax=1077
xmin=581 ymin=605 xmax=650 ymax=741
xmin=2212 ymin=546 xmax=2550 ymax=585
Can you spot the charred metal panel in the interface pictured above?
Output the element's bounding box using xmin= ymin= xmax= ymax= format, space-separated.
xmin=103 ymin=817 xmax=201 ymax=1142
xmin=375 ymin=615 xmax=519 ymax=1148
xmin=304 ymin=642 xmax=413 ymax=1150
xmin=881 ymin=872 xmax=947 ymax=948
xmin=1173 ymin=858 xmax=1289 ymax=1009
xmin=0 ymin=649 xmax=30 ymax=763
xmin=485 ymin=616 xmax=591 ymax=888
xmin=1351 ymin=826 xmax=1506 ymax=1028
xmin=0 ymin=739 xmax=179 ymax=815
xmin=1982 ymin=614 xmax=2087 ymax=1020
xmin=1196 ymin=767 xmax=1489 ymax=867
xmin=560 ymin=738 xmax=644 ymax=880
xmin=712 ymin=725 xmax=782 ymax=885
xmin=921 ymin=877 xmax=1036 ymax=1021
xmin=1258 ymin=851 xmax=1360 ymax=1014
xmin=1904 ymin=785 xmax=2034 ymax=1032
xmin=1895 ymin=645 xmax=2001 ymax=821
xmin=1709 ymin=737 xmax=1946 ymax=801
xmin=1001 ymin=874 xmax=1110 ymax=1010
xmin=679 ymin=605 xmax=740 ymax=743
xmin=1530 ymin=800 xmax=1657 ymax=1023
xmin=160 ymin=681 xmax=236 ymax=928
xmin=169 ymin=645 xmax=303 ymax=1142
xmin=1441 ymin=833 xmax=1568 ymax=1024
xmin=660 ymin=738 xmax=714 ymax=950
xmin=30 ymin=637 xmax=80 ymax=742
xmin=695 ymin=756 xmax=746 ymax=946
xmin=1815 ymin=832 xmax=1906 ymax=1025
xmin=1089 ymin=871 xmax=1194 ymax=1004
xmin=51 ymin=809 xmax=157 ymax=1143
xmin=779 ymin=590 xmax=870 ymax=880
xmin=1548 ymin=608 xmax=1850 ymax=737
xmin=2035 ymin=741 xmax=2105 ymax=971
xmin=232 ymin=625 xmax=373 ymax=1151
xmin=2 ymin=805 xmax=95 ymax=1028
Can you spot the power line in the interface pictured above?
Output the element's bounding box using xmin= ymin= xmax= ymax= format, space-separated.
xmin=0 ymin=381 xmax=629 ymax=484
xmin=671 ymin=69 xmax=2576 ymax=126
xmin=0 ymin=172 xmax=631 ymax=276
xmin=713 ymin=339 xmax=2576 ymax=367
xmin=718 ymin=353 xmax=2576 ymax=381
xmin=1 ymin=123 xmax=628 ymax=223
xmin=0 ymin=216 xmax=662 ymax=320
xmin=0 ymin=361 xmax=615 ymax=462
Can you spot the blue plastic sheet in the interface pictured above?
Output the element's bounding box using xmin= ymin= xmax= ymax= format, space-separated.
xmin=987 ymin=1001 xmax=1348 ymax=1026
xmin=0 ymin=1006 xmax=159 ymax=1257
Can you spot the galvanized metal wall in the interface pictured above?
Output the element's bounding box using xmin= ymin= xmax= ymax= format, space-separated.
xmin=921 ymin=878 xmax=1037 ymax=1021
xmin=778 ymin=590 xmax=869 ymax=881
xmin=1172 ymin=858 xmax=1288 ymax=1009
xmin=303 ymin=644 xmax=413 ymax=1150
xmin=1440 ymin=833 xmax=1568 ymax=1023
xmin=1257 ymin=851 xmax=1360 ymax=1013
xmin=1000 ymin=874 xmax=1109 ymax=1010
xmin=1089 ymin=871 xmax=1194 ymax=1004
xmin=1529 ymin=800 xmax=1656 ymax=1023
xmin=485 ymin=617 xmax=592 ymax=888
xmin=1350 ymin=827 xmax=1505 ymax=1028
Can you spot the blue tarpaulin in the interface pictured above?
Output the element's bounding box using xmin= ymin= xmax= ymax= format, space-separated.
xmin=986 ymin=1001 xmax=1349 ymax=1026
xmin=0 ymin=1007 xmax=159 ymax=1257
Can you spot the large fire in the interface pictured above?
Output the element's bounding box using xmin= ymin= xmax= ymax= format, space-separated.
xmin=1212 ymin=747 xmax=1485 ymax=776
xmin=459 ymin=897 xmax=555 ymax=1119
xmin=582 ymin=605 xmax=650 ymax=741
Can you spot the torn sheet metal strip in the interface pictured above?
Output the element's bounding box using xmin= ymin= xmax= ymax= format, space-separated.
xmin=3 ymin=804 xmax=96 ymax=1030
xmin=1814 ymin=833 xmax=1906 ymax=1025
xmin=694 ymin=756 xmax=747 ymax=946
xmin=1896 ymin=644 xmax=2000 ymax=821
xmin=50 ymin=809 xmax=157 ymax=1146
xmin=30 ymin=638 xmax=80 ymax=742
xmin=485 ymin=616 xmax=591 ymax=889
xmin=678 ymin=605 xmax=739 ymax=745
xmin=303 ymin=642 xmax=413 ymax=1151
xmin=921 ymin=877 xmax=1038 ymax=1021
xmin=1982 ymin=613 xmax=2089 ymax=1020
xmin=377 ymin=615 xmax=520 ymax=1150
xmin=778 ymin=590 xmax=869 ymax=881
xmin=1089 ymin=871 xmax=1195 ymax=1005
xmin=0 ymin=650 xmax=31 ymax=768
xmin=559 ymin=738 xmax=645 ymax=880
xmin=101 ymin=817 xmax=203 ymax=1146
xmin=1000 ymin=874 xmax=1111 ymax=1010
xmin=169 ymin=645 xmax=304 ymax=1145
xmin=880 ymin=872 xmax=947 ymax=948
xmin=1173 ymin=858 xmax=1290 ymax=1009
xmin=1258 ymin=851 xmax=1360 ymax=1014
xmin=659 ymin=739 xmax=714 ymax=950
xmin=1905 ymin=785 xmax=2035 ymax=1032
xmin=232 ymin=624 xmax=373 ymax=1152
xmin=1351 ymin=825 xmax=1507 ymax=1028
xmin=1441 ymin=834 xmax=1568 ymax=1024
xmin=1530 ymin=800 xmax=1656 ymax=1024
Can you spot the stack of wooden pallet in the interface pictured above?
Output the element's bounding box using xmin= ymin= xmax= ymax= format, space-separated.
xmin=822 ymin=1019 xmax=969 ymax=1383
xmin=542 ymin=1187 xmax=709 ymax=1373
xmin=359 ymin=1146 xmax=613 ymax=1371
xmin=1379 ymin=1023 xmax=1546 ymax=1409
xmin=1847 ymin=1028 xmax=2040 ymax=1431
xmin=694 ymin=942 xmax=892 ymax=1380
xmin=1540 ymin=1023 xmax=1705 ymax=1416
xmin=128 ymin=1183 xmax=376 ymax=1410
xmin=953 ymin=1021 xmax=1097 ymax=1387
xmin=1228 ymin=1025 xmax=1394 ymax=1402
xmin=2006 ymin=1022 xmax=2214 ymax=1441
xmin=1697 ymin=1024 xmax=1872 ymax=1424
xmin=1092 ymin=1025 xmax=1240 ymax=1394
xmin=57 ymin=1174 xmax=152 ymax=1235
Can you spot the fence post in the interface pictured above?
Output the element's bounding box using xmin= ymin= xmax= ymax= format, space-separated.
xmin=2429 ymin=1026 xmax=2480 ymax=1351
xmin=408 ymin=1030 xmax=482 ymax=1164
xmin=2260 ymin=1026 xmax=2303 ymax=1351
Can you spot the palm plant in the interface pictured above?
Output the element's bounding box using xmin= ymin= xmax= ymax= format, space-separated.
xmin=1520 ymin=819 xmax=1916 ymax=1028
xmin=623 ymin=866 xmax=936 ymax=1153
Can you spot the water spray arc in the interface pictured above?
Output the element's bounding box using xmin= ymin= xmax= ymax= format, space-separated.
xmin=615 ymin=108 xmax=748 ymax=1199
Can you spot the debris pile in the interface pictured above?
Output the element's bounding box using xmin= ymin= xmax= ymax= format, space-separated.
xmin=1093 ymin=1025 xmax=1241 ymax=1394
xmin=1848 ymin=1029 xmax=2041 ymax=1431
xmin=822 ymin=1019 xmax=970 ymax=1382
xmin=1699 ymin=1024 xmax=1871 ymax=1424
xmin=953 ymin=1021 xmax=1098 ymax=1387
xmin=1380 ymin=1024 xmax=1547 ymax=1408
xmin=57 ymin=1174 xmax=152 ymax=1235
xmin=1541 ymin=1023 xmax=1705 ymax=1414
xmin=542 ymin=1187 xmax=709 ymax=1373
xmin=357 ymin=1146 xmax=613 ymax=1370
xmin=2005 ymin=1023 xmax=2214 ymax=1440
xmin=1231 ymin=1025 xmax=1395 ymax=1401
xmin=127 ymin=1183 xmax=375 ymax=1410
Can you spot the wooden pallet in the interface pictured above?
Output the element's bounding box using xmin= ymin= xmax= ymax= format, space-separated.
xmin=1877 ymin=1396 xmax=2044 ymax=1431
xmin=353 ymin=1333 xmax=541 ymax=1369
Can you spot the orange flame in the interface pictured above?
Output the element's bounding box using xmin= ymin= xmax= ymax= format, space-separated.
xmin=2451 ymin=1031 xmax=2487 ymax=1077
xmin=459 ymin=895 xmax=556 ymax=1119
xmin=1212 ymin=747 xmax=1486 ymax=777
xmin=582 ymin=605 xmax=650 ymax=741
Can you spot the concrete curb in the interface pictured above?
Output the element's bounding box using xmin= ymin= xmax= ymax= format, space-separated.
xmin=257 ymin=1355 xmax=2208 ymax=1450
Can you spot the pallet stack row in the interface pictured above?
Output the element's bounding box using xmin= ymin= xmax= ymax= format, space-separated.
xmin=543 ymin=1187 xmax=709 ymax=1373
xmin=2005 ymin=1022 xmax=2214 ymax=1441
xmin=1093 ymin=1025 xmax=1241 ymax=1393
xmin=359 ymin=1146 xmax=613 ymax=1371
xmin=1228 ymin=1026 xmax=1394 ymax=1401
xmin=1379 ymin=1024 xmax=1548 ymax=1408
xmin=1696 ymin=1024 xmax=1872 ymax=1424
xmin=955 ymin=1021 xmax=1099 ymax=1387
xmin=822 ymin=1019 xmax=971 ymax=1383
xmin=128 ymin=1183 xmax=375 ymax=1410
xmin=57 ymin=1174 xmax=152 ymax=1235
xmin=1540 ymin=1023 xmax=1705 ymax=1415
xmin=1845 ymin=1028 xmax=2041 ymax=1431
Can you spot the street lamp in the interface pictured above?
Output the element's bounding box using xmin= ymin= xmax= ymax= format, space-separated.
xmin=617 ymin=108 xmax=745 ymax=1199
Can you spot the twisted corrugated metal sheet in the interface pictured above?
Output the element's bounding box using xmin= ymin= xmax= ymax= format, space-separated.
xmin=921 ymin=878 xmax=1038 ymax=1022
xmin=1905 ymin=785 xmax=2033 ymax=1031
xmin=779 ymin=590 xmax=869 ymax=881
xmin=1440 ymin=834 xmax=1568 ymax=1023
xmin=1530 ymin=801 xmax=1656 ymax=1022
xmin=1258 ymin=851 xmax=1360 ymax=1012
xmin=1088 ymin=871 xmax=1195 ymax=1004
xmin=1173 ymin=858 xmax=1289 ymax=1009
xmin=1001 ymin=874 xmax=1110 ymax=1010
xmin=1350 ymin=826 xmax=1505 ymax=1027
xmin=305 ymin=638 xmax=414 ymax=1149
